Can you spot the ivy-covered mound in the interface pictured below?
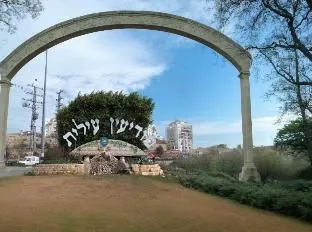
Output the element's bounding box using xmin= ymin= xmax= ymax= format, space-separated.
xmin=57 ymin=91 xmax=154 ymax=151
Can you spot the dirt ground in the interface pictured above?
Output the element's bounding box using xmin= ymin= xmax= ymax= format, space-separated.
xmin=0 ymin=176 xmax=311 ymax=232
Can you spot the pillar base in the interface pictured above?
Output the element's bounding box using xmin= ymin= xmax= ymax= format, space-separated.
xmin=239 ymin=163 xmax=261 ymax=183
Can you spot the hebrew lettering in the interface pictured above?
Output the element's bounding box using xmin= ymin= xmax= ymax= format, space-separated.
xmin=91 ymin=118 xmax=100 ymax=135
xmin=115 ymin=118 xmax=120 ymax=126
xmin=110 ymin=117 xmax=114 ymax=135
xmin=85 ymin=121 xmax=90 ymax=130
xmin=72 ymin=128 xmax=78 ymax=136
xmin=63 ymin=132 xmax=77 ymax=147
xmin=62 ymin=116 xmax=158 ymax=148
xmin=134 ymin=125 xmax=143 ymax=137
xmin=72 ymin=119 xmax=87 ymax=135
xmin=116 ymin=119 xmax=129 ymax=134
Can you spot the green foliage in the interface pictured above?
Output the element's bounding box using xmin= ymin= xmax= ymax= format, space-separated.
xmin=0 ymin=0 xmax=44 ymax=33
xmin=154 ymin=145 xmax=164 ymax=157
xmin=42 ymin=157 xmax=80 ymax=164
xmin=278 ymin=180 xmax=312 ymax=192
xmin=177 ymin=172 xmax=312 ymax=222
xmin=57 ymin=91 xmax=154 ymax=150
xmin=216 ymin=150 xmax=243 ymax=178
xmin=297 ymin=167 xmax=312 ymax=180
xmin=178 ymin=149 xmax=309 ymax=182
xmin=171 ymin=155 xmax=219 ymax=173
xmin=43 ymin=146 xmax=80 ymax=164
xmin=210 ymin=144 xmax=228 ymax=149
xmin=274 ymin=118 xmax=312 ymax=152
xmin=253 ymin=148 xmax=308 ymax=182
xmin=24 ymin=171 xmax=36 ymax=176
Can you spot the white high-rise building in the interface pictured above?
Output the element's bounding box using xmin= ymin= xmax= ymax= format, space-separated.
xmin=166 ymin=120 xmax=193 ymax=152
xmin=46 ymin=117 xmax=57 ymax=136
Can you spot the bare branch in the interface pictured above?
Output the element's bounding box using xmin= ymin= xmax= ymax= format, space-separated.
xmin=295 ymin=9 xmax=312 ymax=29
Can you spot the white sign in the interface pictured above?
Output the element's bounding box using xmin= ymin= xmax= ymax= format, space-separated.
xmin=62 ymin=117 xmax=158 ymax=148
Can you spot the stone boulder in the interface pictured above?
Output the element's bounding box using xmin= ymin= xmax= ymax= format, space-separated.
xmin=131 ymin=164 xmax=164 ymax=176
xmin=89 ymin=152 xmax=118 ymax=175
xmin=117 ymin=157 xmax=132 ymax=174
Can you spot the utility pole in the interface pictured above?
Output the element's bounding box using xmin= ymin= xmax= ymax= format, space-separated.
xmin=56 ymin=90 xmax=64 ymax=112
xmin=40 ymin=50 xmax=48 ymax=158
xmin=22 ymin=82 xmax=43 ymax=155
xmin=55 ymin=89 xmax=64 ymax=146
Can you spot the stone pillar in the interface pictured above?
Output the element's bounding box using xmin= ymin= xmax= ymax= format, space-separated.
xmin=0 ymin=77 xmax=11 ymax=168
xmin=238 ymin=72 xmax=261 ymax=182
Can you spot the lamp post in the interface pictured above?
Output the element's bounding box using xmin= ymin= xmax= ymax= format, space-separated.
xmin=41 ymin=50 xmax=48 ymax=158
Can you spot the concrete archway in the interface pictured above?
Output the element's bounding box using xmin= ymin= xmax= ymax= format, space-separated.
xmin=0 ymin=11 xmax=260 ymax=181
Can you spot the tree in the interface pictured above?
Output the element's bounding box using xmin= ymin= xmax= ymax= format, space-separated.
xmin=211 ymin=144 xmax=228 ymax=149
xmin=154 ymin=145 xmax=164 ymax=157
xmin=209 ymin=0 xmax=312 ymax=102
xmin=264 ymin=48 xmax=312 ymax=162
xmin=274 ymin=118 xmax=312 ymax=165
xmin=209 ymin=0 xmax=312 ymax=164
xmin=56 ymin=91 xmax=154 ymax=151
xmin=211 ymin=0 xmax=312 ymax=63
xmin=0 ymin=0 xmax=43 ymax=33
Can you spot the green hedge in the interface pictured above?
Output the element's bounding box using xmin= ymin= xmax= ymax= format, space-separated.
xmin=297 ymin=167 xmax=312 ymax=180
xmin=42 ymin=157 xmax=80 ymax=164
xmin=179 ymin=173 xmax=312 ymax=222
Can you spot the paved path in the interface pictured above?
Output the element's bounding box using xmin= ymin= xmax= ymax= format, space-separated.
xmin=0 ymin=166 xmax=33 ymax=178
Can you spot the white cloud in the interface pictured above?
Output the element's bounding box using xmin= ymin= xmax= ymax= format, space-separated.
xmin=1 ymin=0 xmax=261 ymax=139
xmin=5 ymin=0 xmax=215 ymax=133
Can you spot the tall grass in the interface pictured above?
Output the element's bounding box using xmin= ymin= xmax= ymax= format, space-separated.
xmin=171 ymin=149 xmax=310 ymax=182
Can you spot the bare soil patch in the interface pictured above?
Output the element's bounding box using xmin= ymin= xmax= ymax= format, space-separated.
xmin=0 ymin=176 xmax=311 ymax=232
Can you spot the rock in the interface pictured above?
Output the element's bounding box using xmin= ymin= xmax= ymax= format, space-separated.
xmin=89 ymin=152 xmax=118 ymax=175
xmin=130 ymin=164 xmax=165 ymax=176
xmin=117 ymin=157 xmax=132 ymax=174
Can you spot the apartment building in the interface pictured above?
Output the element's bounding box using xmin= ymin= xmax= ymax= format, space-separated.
xmin=166 ymin=120 xmax=193 ymax=152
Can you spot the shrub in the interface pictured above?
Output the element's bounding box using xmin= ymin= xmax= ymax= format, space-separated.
xmin=254 ymin=149 xmax=309 ymax=182
xmin=216 ymin=150 xmax=243 ymax=178
xmin=297 ymin=167 xmax=312 ymax=180
xmin=42 ymin=157 xmax=80 ymax=164
xmin=24 ymin=171 xmax=36 ymax=176
xmin=276 ymin=179 xmax=312 ymax=192
xmin=171 ymin=155 xmax=218 ymax=173
xmin=171 ymin=148 xmax=309 ymax=182
xmin=177 ymin=172 xmax=312 ymax=223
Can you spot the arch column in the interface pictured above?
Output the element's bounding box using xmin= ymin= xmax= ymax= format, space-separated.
xmin=239 ymin=72 xmax=260 ymax=182
xmin=0 ymin=76 xmax=11 ymax=167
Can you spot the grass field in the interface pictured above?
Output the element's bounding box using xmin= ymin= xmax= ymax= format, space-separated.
xmin=0 ymin=176 xmax=311 ymax=232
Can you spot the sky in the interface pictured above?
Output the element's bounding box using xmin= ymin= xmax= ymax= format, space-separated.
xmin=0 ymin=0 xmax=294 ymax=148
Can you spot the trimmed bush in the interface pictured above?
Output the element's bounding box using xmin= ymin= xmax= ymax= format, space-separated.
xmin=277 ymin=180 xmax=312 ymax=192
xmin=178 ymin=172 xmax=312 ymax=223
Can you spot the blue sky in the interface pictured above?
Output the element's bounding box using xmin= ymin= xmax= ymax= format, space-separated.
xmin=0 ymin=0 xmax=292 ymax=148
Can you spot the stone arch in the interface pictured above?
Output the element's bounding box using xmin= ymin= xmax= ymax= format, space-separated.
xmin=0 ymin=11 xmax=260 ymax=181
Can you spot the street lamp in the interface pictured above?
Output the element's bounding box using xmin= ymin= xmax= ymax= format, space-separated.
xmin=40 ymin=50 xmax=48 ymax=159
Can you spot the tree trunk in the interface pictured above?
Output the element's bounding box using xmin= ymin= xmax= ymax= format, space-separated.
xmin=294 ymin=49 xmax=312 ymax=166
